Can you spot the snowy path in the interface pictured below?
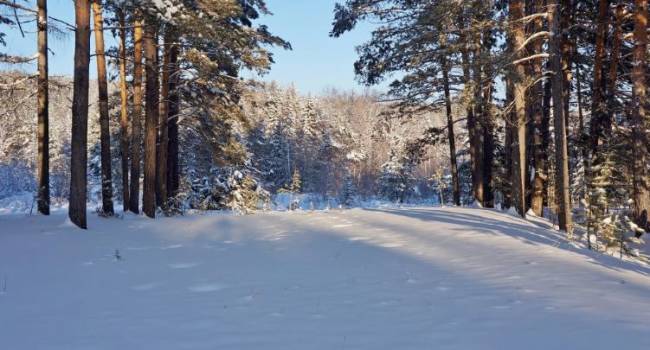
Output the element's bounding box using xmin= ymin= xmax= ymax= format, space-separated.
xmin=1 ymin=207 xmax=649 ymax=349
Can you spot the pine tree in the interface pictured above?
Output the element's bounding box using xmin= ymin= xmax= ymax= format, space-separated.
xmin=92 ymin=0 xmax=113 ymax=216
xmin=340 ymin=171 xmax=356 ymax=208
xmin=69 ymin=0 xmax=91 ymax=229
xmin=288 ymin=168 xmax=302 ymax=194
xmin=36 ymin=0 xmax=49 ymax=215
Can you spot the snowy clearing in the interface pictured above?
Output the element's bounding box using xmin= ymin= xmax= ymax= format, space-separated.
xmin=1 ymin=207 xmax=649 ymax=349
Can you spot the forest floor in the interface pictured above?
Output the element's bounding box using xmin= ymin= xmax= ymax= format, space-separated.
xmin=1 ymin=207 xmax=649 ymax=349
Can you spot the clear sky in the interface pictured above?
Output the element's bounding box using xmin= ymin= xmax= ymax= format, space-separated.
xmin=1 ymin=0 xmax=385 ymax=95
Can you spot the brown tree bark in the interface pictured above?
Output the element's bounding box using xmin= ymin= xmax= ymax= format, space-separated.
xmin=37 ymin=0 xmax=49 ymax=215
xmin=69 ymin=0 xmax=91 ymax=229
xmin=560 ymin=0 xmax=573 ymax=132
xmin=481 ymin=28 xmax=495 ymax=208
xmin=510 ymin=0 xmax=528 ymax=217
xmin=504 ymin=76 xmax=515 ymax=209
xmin=157 ymin=30 xmax=175 ymax=210
xmin=541 ymin=67 xmax=552 ymax=208
xmin=92 ymin=0 xmax=113 ymax=215
xmin=632 ymin=0 xmax=650 ymax=229
xmin=129 ymin=16 xmax=144 ymax=214
xmin=440 ymin=32 xmax=460 ymax=206
xmin=117 ymin=8 xmax=129 ymax=212
xmin=590 ymin=0 xmax=610 ymax=150
xmin=607 ymin=4 xmax=624 ymax=118
xmin=458 ymin=11 xmax=482 ymax=206
xmin=166 ymin=42 xmax=180 ymax=197
xmin=143 ymin=21 xmax=158 ymax=218
xmin=549 ymin=1 xmax=573 ymax=235
xmin=529 ymin=0 xmax=546 ymax=216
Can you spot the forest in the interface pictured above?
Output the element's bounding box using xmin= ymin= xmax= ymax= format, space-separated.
xmin=1 ymin=1 xmax=650 ymax=348
xmin=1 ymin=0 xmax=649 ymax=253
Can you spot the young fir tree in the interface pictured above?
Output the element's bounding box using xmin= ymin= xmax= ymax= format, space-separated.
xmin=340 ymin=171 xmax=357 ymax=208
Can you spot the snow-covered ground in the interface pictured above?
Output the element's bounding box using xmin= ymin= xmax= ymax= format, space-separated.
xmin=1 ymin=207 xmax=649 ymax=349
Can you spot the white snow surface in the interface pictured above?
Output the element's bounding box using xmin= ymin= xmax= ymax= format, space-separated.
xmin=1 ymin=207 xmax=650 ymax=349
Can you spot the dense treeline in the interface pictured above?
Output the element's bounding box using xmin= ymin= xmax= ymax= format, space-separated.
xmin=331 ymin=0 xmax=649 ymax=253
xmin=0 ymin=0 xmax=648 ymax=256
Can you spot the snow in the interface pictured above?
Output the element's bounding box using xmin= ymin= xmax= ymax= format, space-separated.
xmin=1 ymin=207 xmax=650 ymax=349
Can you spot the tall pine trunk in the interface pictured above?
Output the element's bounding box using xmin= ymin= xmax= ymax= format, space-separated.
xmin=529 ymin=0 xmax=545 ymax=216
xmin=632 ymin=0 xmax=650 ymax=229
xmin=440 ymin=32 xmax=460 ymax=206
xmin=607 ymin=4 xmax=623 ymax=121
xmin=481 ymin=28 xmax=495 ymax=208
xmin=157 ymin=30 xmax=175 ymax=210
xmin=143 ymin=21 xmax=158 ymax=218
xmin=69 ymin=0 xmax=91 ymax=229
xmin=117 ymin=8 xmax=129 ymax=211
xmin=504 ymin=76 xmax=515 ymax=209
xmin=472 ymin=37 xmax=485 ymax=206
xmin=458 ymin=11 xmax=482 ymax=206
xmin=129 ymin=17 xmax=144 ymax=214
xmin=510 ymin=0 xmax=528 ymax=217
xmin=36 ymin=0 xmax=49 ymax=215
xmin=590 ymin=0 xmax=609 ymax=150
xmin=167 ymin=43 xmax=180 ymax=197
xmin=92 ymin=0 xmax=113 ymax=215
xmin=549 ymin=1 xmax=573 ymax=235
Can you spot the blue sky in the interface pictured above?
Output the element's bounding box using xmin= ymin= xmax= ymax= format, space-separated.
xmin=2 ymin=0 xmax=385 ymax=95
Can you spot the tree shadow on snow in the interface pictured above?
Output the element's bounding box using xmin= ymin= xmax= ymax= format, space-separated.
xmin=361 ymin=207 xmax=650 ymax=278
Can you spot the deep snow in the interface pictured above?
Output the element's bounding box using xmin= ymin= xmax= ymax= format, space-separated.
xmin=1 ymin=207 xmax=649 ymax=349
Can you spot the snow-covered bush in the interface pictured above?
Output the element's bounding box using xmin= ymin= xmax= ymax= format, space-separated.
xmin=181 ymin=168 xmax=269 ymax=214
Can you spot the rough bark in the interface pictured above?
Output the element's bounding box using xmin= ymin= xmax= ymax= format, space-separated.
xmin=632 ymin=0 xmax=650 ymax=228
xmin=440 ymin=33 xmax=460 ymax=206
xmin=590 ymin=0 xmax=610 ymax=151
xmin=143 ymin=21 xmax=158 ymax=218
xmin=607 ymin=4 xmax=624 ymax=119
xmin=459 ymin=11 xmax=482 ymax=206
xmin=166 ymin=33 xmax=180 ymax=197
xmin=529 ymin=0 xmax=545 ymax=217
xmin=69 ymin=0 xmax=91 ymax=229
xmin=510 ymin=0 xmax=528 ymax=217
xmin=549 ymin=1 xmax=573 ymax=235
xmin=541 ymin=65 xmax=552 ymax=208
xmin=92 ymin=0 xmax=113 ymax=215
xmin=118 ymin=8 xmax=129 ymax=212
xmin=481 ymin=28 xmax=495 ymax=208
xmin=37 ymin=0 xmax=49 ymax=215
xmin=157 ymin=30 xmax=174 ymax=210
xmin=504 ymin=77 xmax=515 ymax=209
xmin=129 ymin=17 xmax=144 ymax=214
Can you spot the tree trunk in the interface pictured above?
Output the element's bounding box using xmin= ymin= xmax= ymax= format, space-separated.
xmin=143 ymin=21 xmax=158 ymax=218
xmin=459 ymin=11 xmax=482 ymax=206
xmin=472 ymin=39 xmax=485 ymax=207
xmin=117 ymin=8 xmax=129 ymax=212
xmin=69 ymin=0 xmax=91 ymax=229
xmin=607 ymin=4 xmax=623 ymax=119
xmin=632 ymin=0 xmax=650 ymax=229
xmin=510 ymin=0 xmax=528 ymax=217
xmin=157 ymin=30 xmax=174 ymax=210
xmin=440 ymin=33 xmax=460 ymax=206
xmin=481 ymin=29 xmax=495 ymax=208
xmin=36 ymin=0 xmax=49 ymax=215
xmin=529 ymin=0 xmax=545 ymax=216
xmin=590 ymin=0 xmax=610 ymax=151
xmin=576 ymin=56 xmax=589 ymax=205
xmin=549 ymin=1 xmax=573 ymax=235
xmin=129 ymin=17 xmax=144 ymax=214
xmin=92 ymin=0 xmax=113 ymax=216
xmin=167 ymin=39 xmax=180 ymax=197
xmin=560 ymin=0 xmax=573 ymax=133
xmin=504 ymin=76 xmax=515 ymax=209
